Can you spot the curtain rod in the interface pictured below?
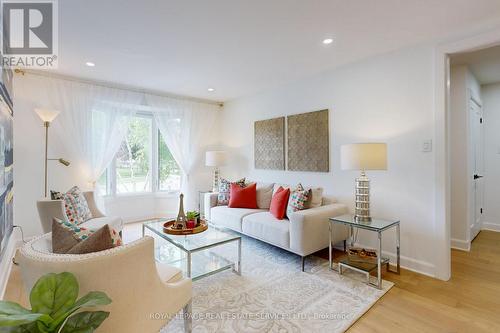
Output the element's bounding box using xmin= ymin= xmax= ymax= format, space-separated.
xmin=14 ymin=68 xmax=224 ymax=108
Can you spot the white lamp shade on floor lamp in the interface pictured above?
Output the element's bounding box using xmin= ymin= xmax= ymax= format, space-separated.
xmin=34 ymin=108 xmax=60 ymax=123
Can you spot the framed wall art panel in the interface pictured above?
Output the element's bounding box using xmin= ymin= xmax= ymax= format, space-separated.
xmin=287 ymin=109 xmax=329 ymax=172
xmin=254 ymin=117 xmax=285 ymax=170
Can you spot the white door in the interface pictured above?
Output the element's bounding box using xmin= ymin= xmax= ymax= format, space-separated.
xmin=469 ymin=98 xmax=484 ymax=241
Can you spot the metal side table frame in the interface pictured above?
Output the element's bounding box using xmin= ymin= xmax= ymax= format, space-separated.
xmin=329 ymin=214 xmax=400 ymax=289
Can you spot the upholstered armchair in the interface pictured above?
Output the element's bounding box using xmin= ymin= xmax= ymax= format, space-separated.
xmin=37 ymin=191 xmax=123 ymax=234
xmin=17 ymin=235 xmax=193 ymax=333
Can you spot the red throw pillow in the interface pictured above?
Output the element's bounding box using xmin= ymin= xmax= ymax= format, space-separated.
xmin=229 ymin=183 xmax=258 ymax=209
xmin=270 ymin=186 xmax=290 ymax=220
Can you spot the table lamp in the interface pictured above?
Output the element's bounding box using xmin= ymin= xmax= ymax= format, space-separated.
xmin=205 ymin=151 xmax=227 ymax=192
xmin=341 ymin=143 xmax=387 ymax=222
xmin=34 ymin=108 xmax=71 ymax=197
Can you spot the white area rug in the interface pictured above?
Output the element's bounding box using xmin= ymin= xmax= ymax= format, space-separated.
xmin=162 ymin=235 xmax=393 ymax=333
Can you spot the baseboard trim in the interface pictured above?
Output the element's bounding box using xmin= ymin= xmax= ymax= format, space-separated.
xmin=355 ymin=242 xmax=436 ymax=278
xmin=482 ymin=222 xmax=500 ymax=232
xmin=0 ymin=233 xmax=18 ymax=299
xmin=451 ymin=238 xmax=471 ymax=251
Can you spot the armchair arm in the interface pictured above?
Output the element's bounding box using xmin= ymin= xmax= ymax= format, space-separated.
xmin=83 ymin=191 xmax=105 ymax=218
xmin=36 ymin=199 xmax=65 ymax=233
xmin=289 ymin=203 xmax=349 ymax=256
xmin=204 ymin=192 xmax=219 ymax=220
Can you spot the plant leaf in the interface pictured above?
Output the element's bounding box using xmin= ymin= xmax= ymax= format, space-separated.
xmin=0 ymin=302 xmax=31 ymax=316
xmin=30 ymin=273 xmax=79 ymax=319
xmin=49 ymin=292 xmax=111 ymax=331
xmin=0 ymin=313 xmax=51 ymax=327
xmin=0 ymin=302 xmax=53 ymax=327
xmin=0 ymin=322 xmax=39 ymax=332
xmin=59 ymin=311 xmax=109 ymax=333
xmin=72 ymin=292 xmax=111 ymax=310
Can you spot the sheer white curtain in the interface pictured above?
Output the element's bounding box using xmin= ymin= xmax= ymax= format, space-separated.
xmin=39 ymin=76 xmax=144 ymax=186
xmin=147 ymin=94 xmax=218 ymax=209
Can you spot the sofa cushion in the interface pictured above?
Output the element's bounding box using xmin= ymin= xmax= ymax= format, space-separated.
xmin=270 ymin=187 xmax=290 ymax=220
xmin=255 ymin=182 xmax=274 ymax=209
xmin=217 ymin=177 xmax=245 ymax=206
xmin=81 ymin=216 xmax=124 ymax=232
xmin=210 ymin=206 xmax=266 ymax=231
xmin=51 ymin=186 xmax=92 ymax=225
xmin=229 ymin=183 xmax=258 ymax=209
xmin=52 ymin=219 xmax=120 ymax=254
xmin=242 ymin=212 xmax=290 ymax=249
xmin=286 ymin=183 xmax=311 ymax=217
xmin=304 ymin=186 xmax=323 ymax=208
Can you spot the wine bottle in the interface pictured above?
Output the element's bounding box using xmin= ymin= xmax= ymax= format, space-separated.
xmin=175 ymin=193 xmax=187 ymax=229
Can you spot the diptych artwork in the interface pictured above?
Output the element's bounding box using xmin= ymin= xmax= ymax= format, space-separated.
xmin=253 ymin=110 xmax=329 ymax=173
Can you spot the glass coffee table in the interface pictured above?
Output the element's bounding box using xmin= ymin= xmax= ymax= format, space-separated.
xmin=142 ymin=219 xmax=242 ymax=281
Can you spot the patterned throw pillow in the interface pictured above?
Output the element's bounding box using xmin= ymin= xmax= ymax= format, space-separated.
xmin=286 ymin=184 xmax=311 ymax=217
xmin=51 ymin=186 xmax=92 ymax=225
xmin=217 ymin=177 xmax=245 ymax=206
xmin=52 ymin=218 xmax=122 ymax=254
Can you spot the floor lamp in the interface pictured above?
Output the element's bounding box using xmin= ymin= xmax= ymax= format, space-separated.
xmin=34 ymin=109 xmax=71 ymax=197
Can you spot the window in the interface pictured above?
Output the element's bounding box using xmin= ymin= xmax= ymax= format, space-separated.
xmin=158 ymin=132 xmax=181 ymax=191
xmin=116 ymin=116 xmax=153 ymax=193
xmin=99 ymin=113 xmax=181 ymax=196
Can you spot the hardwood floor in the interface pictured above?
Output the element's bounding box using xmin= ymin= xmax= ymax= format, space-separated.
xmin=4 ymin=227 xmax=500 ymax=332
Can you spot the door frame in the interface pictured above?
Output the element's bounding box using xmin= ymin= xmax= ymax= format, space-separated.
xmin=434 ymin=27 xmax=500 ymax=281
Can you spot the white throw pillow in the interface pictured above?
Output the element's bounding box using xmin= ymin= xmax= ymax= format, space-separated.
xmin=305 ymin=186 xmax=324 ymax=208
xmin=254 ymin=182 xmax=274 ymax=209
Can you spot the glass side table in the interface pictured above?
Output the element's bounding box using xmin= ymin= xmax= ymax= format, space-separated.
xmin=329 ymin=214 xmax=400 ymax=289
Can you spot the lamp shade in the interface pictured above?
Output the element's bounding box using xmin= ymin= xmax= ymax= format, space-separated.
xmin=340 ymin=143 xmax=387 ymax=171
xmin=205 ymin=151 xmax=227 ymax=167
xmin=34 ymin=108 xmax=60 ymax=122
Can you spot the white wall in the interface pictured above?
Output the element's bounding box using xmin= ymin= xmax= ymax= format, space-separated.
xmin=220 ymin=44 xmax=438 ymax=276
xmin=13 ymin=75 xmax=217 ymax=238
xmin=449 ymin=66 xmax=481 ymax=249
xmin=482 ymin=83 xmax=500 ymax=231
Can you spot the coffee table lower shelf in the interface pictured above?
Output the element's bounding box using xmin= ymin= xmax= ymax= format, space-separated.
xmin=156 ymin=246 xmax=237 ymax=281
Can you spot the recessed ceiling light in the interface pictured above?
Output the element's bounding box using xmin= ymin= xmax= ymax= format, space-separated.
xmin=207 ymin=88 xmax=215 ymax=92
xmin=322 ymin=38 xmax=333 ymax=45
xmin=85 ymin=62 xmax=95 ymax=67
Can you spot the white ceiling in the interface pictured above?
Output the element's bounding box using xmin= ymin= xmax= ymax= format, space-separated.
xmin=451 ymin=45 xmax=500 ymax=85
xmin=51 ymin=0 xmax=500 ymax=102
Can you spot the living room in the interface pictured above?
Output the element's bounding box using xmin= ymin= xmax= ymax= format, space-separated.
xmin=1 ymin=1 xmax=500 ymax=332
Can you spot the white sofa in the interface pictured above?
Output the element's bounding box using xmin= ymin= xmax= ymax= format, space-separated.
xmin=204 ymin=183 xmax=349 ymax=270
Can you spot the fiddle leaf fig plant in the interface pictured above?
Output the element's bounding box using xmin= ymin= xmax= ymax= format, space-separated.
xmin=0 ymin=272 xmax=111 ymax=333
